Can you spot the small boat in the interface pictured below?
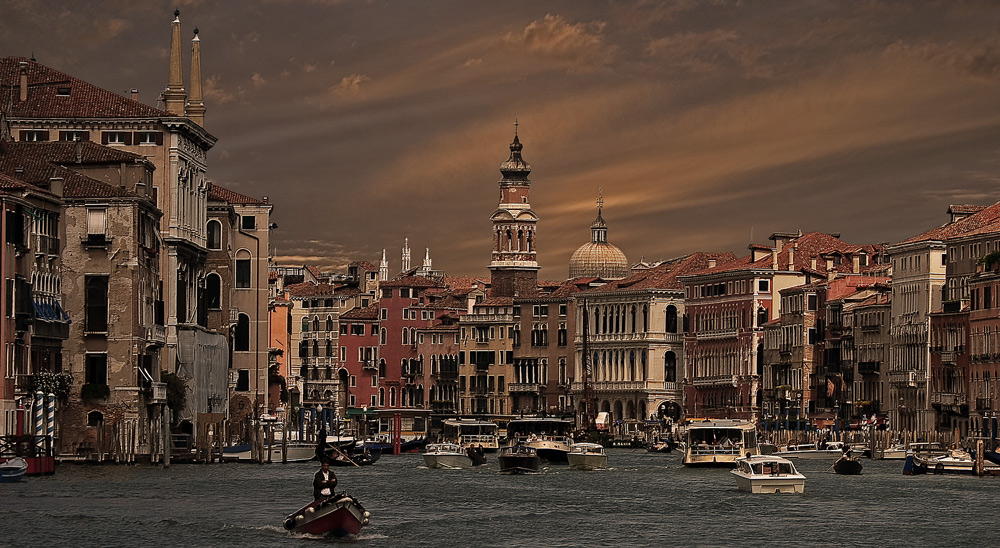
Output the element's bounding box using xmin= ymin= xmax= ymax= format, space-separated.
xmin=0 ymin=457 xmax=28 ymax=483
xmin=422 ymin=443 xmax=473 ymax=469
xmin=282 ymin=493 xmax=369 ymax=537
xmin=731 ymin=455 xmax=806 ymax=494
xmin=914 ymin=449 xmax=974 ymax=475
xmin=568 ymin=443 xmax=608 ymax=471
xmin=833 ymin=454 xmax=864 ymax=475
xmin=316 ymin=428 xmax=381 ymax=466
xmin=877 ymin=443 xmax=908 ymax=460
xmin=222 ymin=441 xmax=316 ymax=463
xmin=498 ymin=444 xmax=540 ymax=474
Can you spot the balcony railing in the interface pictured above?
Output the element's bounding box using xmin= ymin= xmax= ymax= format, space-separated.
xmin=930 ymin=392 xmax=965 ymax=407
xmin=508 ymin=383 xmax=543 ymax=393
xmin=150 ymin=382 xmax=167 ymax=404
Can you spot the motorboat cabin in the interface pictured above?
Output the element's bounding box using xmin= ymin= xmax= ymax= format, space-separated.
xmin=682 ymin=419 xmax=758 ymax=467
xmin=505 ymin=417 xmax=574 ymax=463
xmin=567 ymin=443 xmax=608 ymax=471
xmin=422 ymin=443 xmax=473 ymax=469
xmin=443 ymin=419 xmax=500 ymax=452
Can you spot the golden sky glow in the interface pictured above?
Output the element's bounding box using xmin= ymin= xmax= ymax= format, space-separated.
xmin=7 ymin=0 xmax=1000 ymax=278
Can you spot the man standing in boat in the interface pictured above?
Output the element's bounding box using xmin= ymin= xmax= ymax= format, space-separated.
xmin=313 ymin=460 xmax=338 ymax=501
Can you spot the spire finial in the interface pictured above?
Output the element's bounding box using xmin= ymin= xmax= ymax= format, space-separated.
xmin=514 ymin=118 xmax=518 ymax=136
xmin=174 ymin=9 xmax=180 ymax=18
xmin=194 ymin=27 xmax=199 ymax=36
xmin=597 ymin=188 xmax=604 ymax=212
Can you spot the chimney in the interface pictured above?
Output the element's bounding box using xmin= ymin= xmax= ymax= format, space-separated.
xmin=160 ymin=10 xmax=187 ymax=116
xmin=186 ymin=27 xmax=206 ymax=126
xmin=788 ymin=245 xmax=796 ymax=270
xmin=74 ymin=139 xmax=83 ymax=163
xmin=48 ymin=176 xmax=64 ymax=198
xmin=771 ymin=249 xmax=778 ymax=270
xmin=707 ymin=259 xmax=716 ymax=269
xmin=130 ymin=89 xmax=139 ymax=102
xmin=826 ymin=257 xmax=834 ymax=272
xmin=19 ymin=61 xmax=28 ymax=101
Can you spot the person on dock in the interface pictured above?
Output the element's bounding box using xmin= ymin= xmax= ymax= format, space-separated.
xmin=313 ymin=460 xmax=338 ymax=501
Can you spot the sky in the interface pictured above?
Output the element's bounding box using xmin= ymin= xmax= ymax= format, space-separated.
xmin=6 ymin=0 xmax=1000 ymax=279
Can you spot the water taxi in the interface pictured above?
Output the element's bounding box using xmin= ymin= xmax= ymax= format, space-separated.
xmin=682 ymin=419 xmax=758 ymax=467
xmin=774 ymin=442 xmax=844 ymax=460
xmin=731 ymin=455 xmax=805 ymax=493
xmin=498 ymin=444 xmax=541 ymax=474
xmin=505 ymin=417 xmax=574 ymax=463
xmin=422 ymin=443 xmax=473 ymax=469
xmin=567 ymin=443 xmax=608 ymax=471
xmin=442 ymin=419 xmax=500 ymax=452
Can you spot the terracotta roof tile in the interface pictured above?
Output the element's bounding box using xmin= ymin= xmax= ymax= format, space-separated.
xmin=898 ymin=201 xmax=1000 ymax=245
xmin=209 ymin=184 xmax=266 ymax=205
xmin=0 ymin=142 xmax=137 ymax=198
xmin=340 ymin=303 xmax=379 ymax=320
xmin=586 ymin=252 xmax=738 ymax=291
xmin=1 ymin=58 xmax=172 ymax=119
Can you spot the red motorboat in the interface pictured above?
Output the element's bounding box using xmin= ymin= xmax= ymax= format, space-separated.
xmin=282 ymin=493 xmax=370 ymax=537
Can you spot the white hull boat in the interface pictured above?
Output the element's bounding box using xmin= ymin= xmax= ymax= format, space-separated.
xmin=422 ymin=443 xmax=473 ymax=469
xmin=568 ymin=443 xmax=608 ymax=471
xmin=774 ymin=443 xmax=844 ymax=460
xmin=731 ymin=455 xmax=805 ymax=494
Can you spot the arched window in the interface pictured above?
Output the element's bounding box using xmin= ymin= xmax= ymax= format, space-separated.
xmin=312 ymin=316 xmax=320 ymax=331
xmin=402 ymin=328 xmax=409 ymax=345
xmin=207 ymin=219 xmax=222 ymax=250
xmin=631 ymin=306 xmax=637 ymax=333
xmin=301 ymin=317 xmax=309 ymax=332
xmin=205 ymin=273 xmax=221 ymax=309
xmin=642 ymin=305 xmax=648 ymax=332
xmin=665 ymin=305 xmax=678 ymax=333
xmin=379 ymin=388 xmax=385 ymax=407
xmin=326 ymin=315 xmax=334 ymax=331
xmin=235 ymin=313 xmax=250 ymax=351
xmin=664 ymin=351 xmax=677 ymax=383
xmin=326 ymin=340 xmax=333 ymax=357
xmin=757 ymin=307 xmax=768 ymax=327
xmin=390 ymin=387 xmax=396 ymax=407
xmin=235 ymin=249 xmax=252 ymax=289
xmin=380 ymin=328 xmax=387 ymax=345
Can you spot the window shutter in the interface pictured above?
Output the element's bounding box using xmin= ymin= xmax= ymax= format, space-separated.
xmin=155 ymin=132 xmax=163 ymax=145
xmin=101 ymin=132 xmax=110 ymax=145
xmin=124 ymin=132 xmax=133 ymax=145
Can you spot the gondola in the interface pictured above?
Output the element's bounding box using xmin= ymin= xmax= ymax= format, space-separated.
xmin=833 ymin=454 xmax=863 ymax=475
xmin=316 ymin=428 xmax=381 ymax=466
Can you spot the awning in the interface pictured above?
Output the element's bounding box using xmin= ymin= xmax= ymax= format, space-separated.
xmin=32 ymin=299 xmax=70 ymax=323
xmin=345 ymin=408 xmax=377 ymax=417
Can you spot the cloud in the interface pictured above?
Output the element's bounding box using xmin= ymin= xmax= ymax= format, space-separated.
xmin=885 ymin=37 xmax=1000 ymax=81
xmin=462 ymin=58 xmax=483 ymax=68
xmin=329 ymin=74 xmax=369 ymax=95
xmin=504 ymin=14 xmax=615 ymax=70
xmin=203 ymin=75 xmax=235 ymax=104
xmin=251 ymin=72 xmax=266 ymax=87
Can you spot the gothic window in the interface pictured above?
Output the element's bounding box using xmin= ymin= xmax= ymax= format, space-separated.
xmin=235 ymin=313 xmax=250 ymax=351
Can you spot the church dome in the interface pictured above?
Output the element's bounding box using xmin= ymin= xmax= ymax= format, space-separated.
xmin=568 ymin=198 xmax=628 ymax=279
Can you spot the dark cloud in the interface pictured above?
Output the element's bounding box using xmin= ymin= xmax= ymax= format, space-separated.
xmin=6 ymin=0 xmax=1000 ymax=278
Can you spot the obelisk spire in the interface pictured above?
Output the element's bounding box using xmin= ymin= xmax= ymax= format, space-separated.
xmin=161 ymin=10 xmax=187 ymax=116
xmin=186 ymin=27 xmax=206 ymax=126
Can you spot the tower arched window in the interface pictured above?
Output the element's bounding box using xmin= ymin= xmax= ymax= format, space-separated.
xmin=207 ymin=220 xmax=222 ymax=250
xmin=666 ymin=305 xmax=678 ymax=333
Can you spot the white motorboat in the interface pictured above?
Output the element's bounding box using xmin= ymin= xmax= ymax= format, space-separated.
xmin=876 ymin=443 xmax=908 ymax=460
xmin=442 ymin=419 xmax=500 ymax=452
xmin=222 ymin=441 xmax=316 ymax=463
xmin=731 ymin=455 xmax=806 ymax=494
xmin=505 ymin=417 xmax=574 ymax=463
xmin=0 ymin=457 xmax=28 ymax=482
xmin=422 ymin=443 xmax=473 ymax=469
xmin=774 ymin=442 xmax=843 ymax=460
xmin=567 ymin=443 xmax=608 ymax=471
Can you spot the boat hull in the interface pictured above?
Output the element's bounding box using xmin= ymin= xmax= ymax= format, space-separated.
xmin=567 ymin=453 xmax=608 ymax=471
xmin=833 ymin=456 xmax=864 ymax=475
xmin=423 ymin=453 xmax=473 ymax=469
xmin=498 ymin=454 xmax=540 ymax=474
xmin=774 ymin=449 xmax=843 ymax=460
xmin=732 ymin=472 xmax=805 ymax=494
xmin=0 ymin=458 xmax=28 ymax=482
xmin=283 ymin=493 xmax=369 ymax=537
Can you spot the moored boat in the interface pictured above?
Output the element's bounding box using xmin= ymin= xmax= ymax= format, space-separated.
xmin=443 ymin=419 xmax=501 ymax=453
xmin=0 ymin=457 xmax=28 ymax=483
xmin=774 ymin=442 xmax=844 ymax=460
xmin=568 ymin=443 xmax=608 ymax=471
xmin=282 ymin=493 xmax=370 ymax=537
xmin=422 ymin=443 xmax=473 ymax=469
xmin=498 ymin=444 xmax=540 ymax=474
xmin=731 ymin=455 xmax=805 ymax=493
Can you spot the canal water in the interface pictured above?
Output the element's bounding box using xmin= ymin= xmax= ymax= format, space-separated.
xmin=1 ymin=450 xmax=993 ymax=547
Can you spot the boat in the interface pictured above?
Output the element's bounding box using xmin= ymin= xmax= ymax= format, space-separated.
xmin=466 ymin=445 xmax=488 ymax=466
xmin=442 ymin=418 xmax=501 ymax=452
xmin=505 ymin=417 xmax=574 ymax=463
xmin=316 ymin=428 xmax=381 ymax=466
xmin=731 ymin=455 xmax=805 ymax=493
xmin=0 ymin=457 xmax=28 ymax=483
xmin=902 ymin=442 xmax=947 ymax=475
xmin=497 ymin=444 xmax=541 ymax=474
xmin=833 ymin=454 xmax=864 ymax=475
xmin=282 ymin=492 xmax=370 ymax=537
xmin=646 ymin=440 xmax=673 ymax=453
xmin=774 ymin=442 xmax=844 ymax=460
xmin=422 ymin=443 xmax=473 ymax=469
xmin=682 ymin=419 xmax=758 ymax=467
xmin=876 ymin=443 xmax=908 ymax=460
xmin=912 ymin=448 xmax=975 ymax=475
xmin=567 ymin=443 xmax=608 ymax=471
xmin=222 ymin=441 xmax=316 ymax=463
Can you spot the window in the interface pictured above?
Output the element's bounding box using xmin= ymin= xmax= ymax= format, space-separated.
xmin=136 ymin=132 xmax=161 ymax=145
xmin=102 ymin=131 xmax=131 ymax=145
xmin=85 ymin=353 xmax=108 ymax=385
xmin=205 ymin=273 xmax=221 ymax=309
xmin=86 ymin=208 xmax=107 ymax=242
xmin=19 ymin=130 xmax=49 ymax=142
xmin=241 ymin=215 xmax=256 ymax=230
xmin=380 ymin=308 xmax=388 ymax=320
xmin=807 ymin=295 xmax=817 ymax=311
xmin=207 ymin=220 xmax=222 ymax=250
xmin=85 ymin=276 xmax=109 ymax=333
xmin=236 ymin=257 xmax=251 ymax=288
xmin=59 ymin=130 xmax=89 ymax=142
xmin=236 ymin=369 xmax=250 ymax=391
xmin=559 ymin=304 xmax=567 ymax=316
xmin=235 ymin=313 xmax=250 ymax=351
xmin=759 ymin=279 xmax=769 ymax=292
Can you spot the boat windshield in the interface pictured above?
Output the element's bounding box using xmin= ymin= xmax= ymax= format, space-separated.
xmin=751 ymin=461 xmax=794 ymax=475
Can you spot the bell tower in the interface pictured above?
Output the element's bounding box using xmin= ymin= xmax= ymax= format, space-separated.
xmin=489 ymin=123 xmax=539 ymax=297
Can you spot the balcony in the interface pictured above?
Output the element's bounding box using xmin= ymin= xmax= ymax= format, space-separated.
xmin=362 ymin=360 xmax=378 ymax=371
xmin=146 ymin=325 xmax=166 ymax=346
xmin=34 ymin=234 xmax=60 ymax=256
xmin=940 ymin=351 xmax=955 ymax=364
xmin=150 ymin=382 xmax=167 ymax=404
xmin=508 ymin=383 xmax=543 ymax=393
xmin=570 ymin=381 xmax=645 ymax=392
xmin=930 ymin=392 xmax=966 ymax=407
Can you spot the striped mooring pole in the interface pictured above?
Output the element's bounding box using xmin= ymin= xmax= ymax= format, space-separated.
xmin=46 ymin=393 xmax=56 ymax=441
xmin=33 ymin=391 xmax=44 ymax=439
